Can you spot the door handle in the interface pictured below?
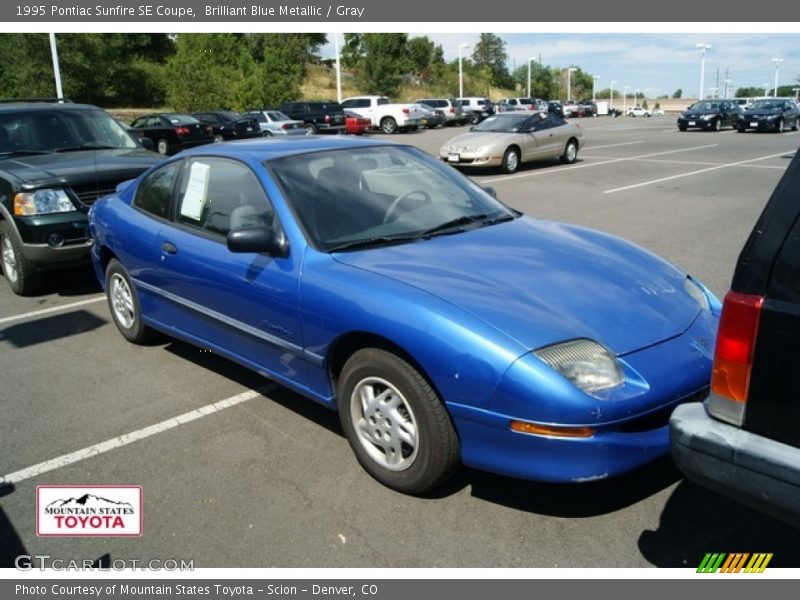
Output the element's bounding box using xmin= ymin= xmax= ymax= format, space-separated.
xmin=161 ymin=242 xmax=177 ymax=255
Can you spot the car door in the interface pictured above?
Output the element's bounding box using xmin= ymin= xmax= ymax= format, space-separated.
xmin=153 ymin=156 xmax=304 ymax=379
xmin=521 ymin=113 xmax=559 ymax=161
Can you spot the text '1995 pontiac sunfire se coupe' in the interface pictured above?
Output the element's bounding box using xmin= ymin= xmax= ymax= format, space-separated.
xmin=89 ymin=137 xmax=719 ymax=494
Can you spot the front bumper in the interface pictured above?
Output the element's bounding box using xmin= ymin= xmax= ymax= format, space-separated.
xmin=677 ymin=117 xmax=716 ymax=129
xmin=13 ymin=213 xmax=92 ymax=267
xmin=670 ymin=401 xmax=800 ymax=527
xmin=737 ymin=117 xmax=781 ymax=131
xmin=439 ymin=151 xmax=503 ymax=168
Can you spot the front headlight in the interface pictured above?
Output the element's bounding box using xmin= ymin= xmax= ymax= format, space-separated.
xmin=14 ymin=189 xmax=76 ymax=216
xmin=534 ymin=339 xmax=624 ymax=395
xmin=702 ymin=114 xmax=714 ymax=120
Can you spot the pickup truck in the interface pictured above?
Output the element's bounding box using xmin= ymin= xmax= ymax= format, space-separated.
xmin=340 ymin=96 xmax=425 ymax=134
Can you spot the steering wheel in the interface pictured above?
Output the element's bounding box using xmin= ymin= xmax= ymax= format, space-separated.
xmin=383 ymin=190 xmax=432 ymax=224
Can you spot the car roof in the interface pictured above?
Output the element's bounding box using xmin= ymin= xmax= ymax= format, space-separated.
xmin=179 ymin=136 xmax=398 ymax=162
xmin=0 ymin=101 xmax=101 ymax=113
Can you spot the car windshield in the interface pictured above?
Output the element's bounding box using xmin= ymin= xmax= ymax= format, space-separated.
xmin=269 ymin=145 xmax=516 ymax=251
xmin=0 ymin=108 xmax=138 ymax=155
xmin=689 ymin=101 xmax=721 ymax=111
xmin=472 ymin=114 xmax=530 ymax=133
xmin=750 ymin=100 xmax=782 ymax=110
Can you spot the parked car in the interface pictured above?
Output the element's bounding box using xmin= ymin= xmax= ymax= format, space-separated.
xmin=626 ymin=106 xmax=651 ymax=118
xmin=130 ymin=113 xmax=215 ymax=155
xmin=677 ymin=100 xmax=741 ymax=131
xmin=0 ymin=99 xmax=162 ymax=295
xmin=89 ymin=137 xmax=718 ymax=494
xmin=651 ymin=108 xmax=665 ymax=117
xmin=340 ymin=96 xmax=425 ymax=134
xmin=456 ymin=97 xmax=495 ymax=124
xmin=578 ymin=100 xmax=597 ymax=117
xmin=343 ymin=110 xmax=372 ymax=135
xmin=671 ymin=150 xmax=800 ymax=528
xmin=736 ymin=98 xmax=800 ymax=133
xmin=497 ymin=97 xmax=535 ymax=110
xmin=414 ymin=98 xmax=467 ymax=126
xmin=414 ymin=104 xmax=445 ymax=129
xmin=277 ymin=101 xmax=346 ymax=135
xmin=440 ymin=111 xmax=584 ymax=173
xmin=495 ymin=101 xmax=521 ymax=113
xmin=191 ymin=110 xmax=262 ymax=143
xmin=547 ymin=101 xmax=564 ymax=117
xmin=243 ymin=109 xmax=306 ymax=137
xmin=562 ymin=101 xmax=583 ymax=117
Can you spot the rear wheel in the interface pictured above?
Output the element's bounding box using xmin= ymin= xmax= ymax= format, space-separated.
xmin=561 ymin=138 xmax=579 ymax=164
xmin=105 ymin=259 xmax=154 ymax=344
xmin=381 ymin=117 xmax=398 ymax=134
xmin=501 ymin=147 xmax=520 ymax=174
xmin=305 ymin=124 xmax=317 ymax=135
xmin=213 ymin=134 xmax=224 ymax=143
xmin=0 ymin=221 xmax=40 ymax=296
xmin=337 ymin=348 xmax=460 ymax=494
xmin=470 ymin=112 xmax=480 ymax=125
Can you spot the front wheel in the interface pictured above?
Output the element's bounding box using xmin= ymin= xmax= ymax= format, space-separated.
xmin=470 ymin=113 xmax=480 ymax=125
xmin=0 ymin=221 xmax=40 ymax=295
xmin=380 ymin=117 xmax=398 ymax=134
xmin=501 ymin=147 xmax=520 ymax=173
xmin=678 ymin=124 xmax=687 ymax=131
xmin=775 ymin=118 xmax=784 ymax=133
xmin=737 ymin=124 xmax=746 ymax=133
xmin=713 ymin=118 xmax=722 ymax=132
xmin=156 ymin=138 xmax=169 ymax=155
xmin=105 ymin=259 xmax=154 ymax=344
xmin=561 ymin=139 xmax=579 ymax=164
xmin=337 ymin=348 xmax=460 ymax=494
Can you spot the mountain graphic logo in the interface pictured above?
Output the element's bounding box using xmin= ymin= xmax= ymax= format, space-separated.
xmin=47 ymin=494 xmax=133 ymax=509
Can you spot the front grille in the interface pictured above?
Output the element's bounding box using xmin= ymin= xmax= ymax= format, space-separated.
xmin=69 ymin=182 xmax=119 ymax=206
xmin=616 ymin=387 xmax=709 ymax=433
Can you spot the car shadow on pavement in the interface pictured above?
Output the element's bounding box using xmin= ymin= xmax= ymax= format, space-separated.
xmin=32 ymin=265 xmax=102 ymax=298
xmin=0 ymin=483 xmax=27 ymax=569
xmin=0 ymin=309 xmax=107 ymax=349
xmin=638 ymin=479 xmax=800 ymax=567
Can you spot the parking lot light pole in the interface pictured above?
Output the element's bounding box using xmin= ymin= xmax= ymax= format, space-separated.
xmin=634 ymin=88 xmax=640 ymax=107
xmin=696 ymin=43 xmax=711 ymax=100
xmin=592 ymin=76 xmax=600 ymax=102
xmin=623 ymin=85 xmax=629 ymax=113
xmin=458 ymin=44 xmax=470 ymax=99
xmin=527 ymin=57 xmax=537 ymax=98
xmin=49 ymin=33 xmax=64 ymax=101
xmin=793 ymin=88 xmax=800 ymax=101
xmin=333 ymin=34 xmax=342 ymax=103
xmin=567 ymin=67 xmax=577 ymax=102
xmin=610 ymin=80 xmax=617 ymax=109
xmin=772 ymin=58 xmax=783 ymax=97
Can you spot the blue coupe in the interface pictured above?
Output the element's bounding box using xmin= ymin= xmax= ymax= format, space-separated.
xmin=88 ymin=137 xmax=719 ymax=493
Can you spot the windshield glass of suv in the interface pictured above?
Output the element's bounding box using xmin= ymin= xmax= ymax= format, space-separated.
xmin=269 ymin=145 xmax=514 ymax=251
xmin=472 ymin=114 xmax=529 ymax=133
xmin=750 ymin=100 xmax=780 ymax=110
xmin=0 ymin=108 xmax=138 ymax=153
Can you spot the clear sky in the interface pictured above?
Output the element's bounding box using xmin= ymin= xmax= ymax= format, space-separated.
xmin=322 ymin=32 xmax=800 ymax=98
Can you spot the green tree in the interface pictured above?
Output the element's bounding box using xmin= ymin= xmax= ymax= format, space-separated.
xmin=471 ymin=33 xmax=513 ymax=89
xmin=407 ymin=36 xmax=445 ymax=84
xmin=512 ymin=63 xmax=559 ymax=99
xmin=672 ymin=88 xmax=683 ymax=98
xmin=347 ymin=33 xmax=410 ymax=97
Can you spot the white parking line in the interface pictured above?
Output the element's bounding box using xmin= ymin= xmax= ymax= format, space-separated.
xmin=0 ymin=296 xmax=106 ymax=326
xmin=581 ymin=141 xmax=645 ymax=151
xmin=586 ymin=156 xmax=789 ymax=170
xmin=480 ymin=144 xmax=719 ymax=184
xmin=0 ymin=388 xmax=270 ymax=485
xmin=603 ymin=150 xmax=795 ymax=194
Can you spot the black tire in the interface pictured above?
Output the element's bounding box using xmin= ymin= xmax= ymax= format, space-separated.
xmin=561 ymin=138 xmax=579 ymax=164
xmin=0 ymin=221 xmax=40 ymax=296
xmin=500 ymin=147 xmax=520 ymax=174
xmin=713 ymin=118 xmax=722 ymax=132
xmin=678 ymin=124 xmax=687 ymax=131
xmin=737 ymin=125 xmax=746 ymax=133
xmin=775 ymin=118 xmax=784 ymax=134
xmin=792 ymin=118 xmax=798 ymax=131
xmin=304 ymin=124 xmax=317 ymax=135
xmin=380 ymin=117 xmax=398 ymax=134
xmin=156 ymin=138 xmax=169 ymax=155
xmin=105 ymin=258 xmax=154 ymax=344
xmin=213 ymin=134 xmax=224 ymax=143
xmin=470 ymin=112 xmax=480 ymax=125
xmin=337 ymin=348 xmax=460 ymax=494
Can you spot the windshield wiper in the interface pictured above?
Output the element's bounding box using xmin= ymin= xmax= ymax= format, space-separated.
xmin=327 ymin=234 xmax=419 ymax=252
xmin=419 ymin=214 xmax=489 ymax=238
xmin=54 ymin=142 xmax=121 ymax=152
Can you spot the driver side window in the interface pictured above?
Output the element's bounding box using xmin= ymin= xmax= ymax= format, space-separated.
xmin=175 ymin=158 xmax=275 ymax=238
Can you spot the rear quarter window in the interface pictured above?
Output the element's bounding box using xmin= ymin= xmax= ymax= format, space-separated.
xmin=134 ymin=160 xmax=181 ymax=219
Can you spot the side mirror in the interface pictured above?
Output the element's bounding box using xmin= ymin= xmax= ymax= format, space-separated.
xmin=481 ymin=185 xmax=497 ymax=199
xmin=227 ymin=226 xmax=287 ymax=256
xmin=138 ymin=137 xmax=154 ymax=151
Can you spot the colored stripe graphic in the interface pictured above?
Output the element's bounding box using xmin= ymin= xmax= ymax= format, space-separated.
xmin=697 ymin=553 xmax=772 ymax=573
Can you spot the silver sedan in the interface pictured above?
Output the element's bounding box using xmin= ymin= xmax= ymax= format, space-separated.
xmin=440 ymin=112 xmax=584 ymax=173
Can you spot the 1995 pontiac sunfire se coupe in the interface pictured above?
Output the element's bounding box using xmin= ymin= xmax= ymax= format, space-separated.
xmin=89 ymin=137 xmax=719 ymax=494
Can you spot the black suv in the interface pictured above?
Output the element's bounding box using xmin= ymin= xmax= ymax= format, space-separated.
xmin=191 ymin=110 xmax=262 ymax=142
xmin=277 ymin=101 xmax=346 ymax=135
xmin=0 ymin=100 xmax=162 ymax=295
xmin=671 ymin=150 xmax=800 ymax=527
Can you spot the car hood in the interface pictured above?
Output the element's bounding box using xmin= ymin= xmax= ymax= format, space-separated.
xmin=443 ymin=131 xmax=518 ymax=149
xmin=332 ymin=217 xmax=701 ymax=356
xmin=0 ymin=148 xmax=162 ymax=187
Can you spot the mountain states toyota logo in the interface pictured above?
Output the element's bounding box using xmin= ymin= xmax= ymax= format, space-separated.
xmin=36 ymin=485 xmax=142 ymax=537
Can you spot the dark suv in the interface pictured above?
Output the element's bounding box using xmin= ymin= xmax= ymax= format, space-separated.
xmin=0 ymin=100 xmax=162 ymax=295
xmin=277 ymin=101 xmax=346 ymax=135
xmin=670 ymin=150 xmax=800 ymax=527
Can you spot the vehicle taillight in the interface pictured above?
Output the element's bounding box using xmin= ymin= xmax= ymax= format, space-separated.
xmin=708 ymin=290 xmax=763 ymax=425
xmin=402 ymin=108 xmax=409 ymax=115
xmin=449 ymin=107 xmax=455 ymax=113
xmin=325 ymin=115 xmax=331 ymax=123
xmin=175 ymin=126 xmax=191 ymax=136
xmin=282 ymin=123 xmax=290 ymax=130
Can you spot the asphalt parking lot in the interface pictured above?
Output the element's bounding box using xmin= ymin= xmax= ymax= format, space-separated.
xmin=2 ymin=115 xmax=799 ymax=569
